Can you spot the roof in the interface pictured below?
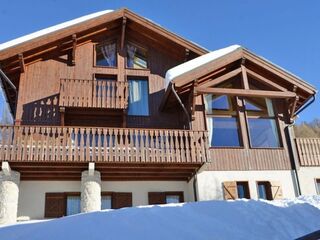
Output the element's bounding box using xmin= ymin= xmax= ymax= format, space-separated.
xmin=165 ymin=45 xmax=317 ymax=94
xmin=0 ymin=10 xmax=114 ymax=51
xmin=0 ymin=8 xmax=208 ymax=61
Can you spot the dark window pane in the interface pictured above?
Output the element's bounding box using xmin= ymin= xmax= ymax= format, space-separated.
xmin=127 ymin=44 xmax=147 ymax=69
xmin=236 ymin=182 xmax=250 ymax=199
xmin=258 ymin=184 xmax=267 ymax=199
xmin=96 ymin=42 xmax=117 ymax=67
xmin=248 ymin=118 xmax=280 ymax=148
xmin=207 ymin=117 xmax=241 ymax=147
xmin=128 ymin=79 xmax=149 ymax=116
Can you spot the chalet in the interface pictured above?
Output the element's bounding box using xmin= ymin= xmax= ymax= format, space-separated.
xmin=0 ymin=8 xmax=318 ymax=224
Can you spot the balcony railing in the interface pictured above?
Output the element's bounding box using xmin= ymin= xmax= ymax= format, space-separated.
xmin=295 ymin=138 xmax=320 ymax=166
xmin=0 ymin=125 xmax=209 ymax=164
xmin=59 ymin=79 xmax=128 ymax=109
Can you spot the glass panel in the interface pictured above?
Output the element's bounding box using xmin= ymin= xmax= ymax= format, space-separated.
xmin=248 ymin=118 xmax=280 ymax=148
xmin=237 ymin=184 xmax=246 ymax=199
xmin=245 ymin=98 xmax=275 ymax=117
xmin=166 ymin=195 xmax=180 ymax=204
xmin=128 ymin=79 xmax=149 ymax=116
xmin=127 ymin=44 xmax=147 ymax=69
xmin=258 ymin=184 xmax=267 ymax=199
xmin=0 ymin=84 xmax=13 ymax=125
xmin=101 ymin=195 xmax=112 ymax=210
xmin=66 ymin=196 xmax=81 ymax=216
xmin=96 ymin=42 xmax=117 ymax=67
xmin=207 ymin=117 xmax=241 ymax=147
xmin=204 ymin=94 xmax=236 ymax=114
xmin=316 ymin=179 xmax=320 ymax=195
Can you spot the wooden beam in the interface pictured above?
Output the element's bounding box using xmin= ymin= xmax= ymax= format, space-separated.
xmin=246 ymin=68 xmax=288 ymax=92
xmin=71 ymin=34 xmax=77 ymax=65
xmin=290 ymin=96 xmax=299 ymax=122
xmin=190 ymin=79 xmax=198 ymax=120
xmin=241 ymin=62 xmax=249 ymax=89
xmin=195 ymin=87 xmax=296 ymax=99
xmin=200 ymin=68 xmax=242 ymax=88
xmin=18 ymin=53 xmax=25 ymax=73
xmin=121 ymin=16 xmax=127 ymax=50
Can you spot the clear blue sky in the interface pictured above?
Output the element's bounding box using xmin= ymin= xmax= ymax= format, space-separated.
xmin=0 ymin=0 xmax=319 ymax=123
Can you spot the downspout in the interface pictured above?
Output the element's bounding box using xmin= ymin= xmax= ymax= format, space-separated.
xmin=285 ymin=94 xmax=316 ymax=196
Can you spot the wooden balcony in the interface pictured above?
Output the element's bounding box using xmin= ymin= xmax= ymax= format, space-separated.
xmin=295 ymin=138 xmax=320 ymax=166
xmin=59 ymin=79 xmax=128 ymax=109
xmin=0 ymin=125 xmax=209 ymax=164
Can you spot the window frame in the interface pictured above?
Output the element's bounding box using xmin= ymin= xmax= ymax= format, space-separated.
xmin=256 ymin=181 xmax=273 ymax=200
xmin=93 ymin=39 xmax=118 ymax=68
xmin=204 ymin=94 xmax=244 ymax=149
xmin=127 ymin=77 xmax=150 ymax=117
xmin=236 ymin=181 xmax=250 ymax=199
xmin=165 ymin=191 xmax=184 ymax=204
xmin=243 ymin=97 xmax=283 ymax=149
xmin=125 ymin=41 xmax=149 ymax=70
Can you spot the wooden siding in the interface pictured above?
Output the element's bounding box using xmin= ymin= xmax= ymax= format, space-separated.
xmin=0 ymin=125 xmax=209 ymax=164
xmin=206 ymin=148 xmax=291 ymax=171
xmin=59 ymin=79 xmax=128 ymax=109
xmin=295 ymin=138 xmax=320 ymax=166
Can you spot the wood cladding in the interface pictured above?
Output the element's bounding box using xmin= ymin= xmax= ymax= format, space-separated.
xmin=0 ymin=125 xmax=209 ymax=164
xmin=206 ymin=148 xmax=291 ymax=171
xmin=295 ymin=138 xmax=320 ymax=166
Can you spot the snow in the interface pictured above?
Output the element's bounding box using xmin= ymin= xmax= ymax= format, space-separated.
xmin=164 ymin=45 xmax=242 ymax=88
xmin=0 ymin=196 xmax=319 ymax=240
xmin=0 ymin=10 xmax=113 ymax=51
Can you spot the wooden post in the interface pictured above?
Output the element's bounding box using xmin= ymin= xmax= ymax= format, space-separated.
xmin=18 ymin=53 xmax=25 ymax=73
xmin=241 ymin=58 xmax=249 ymax=89
xmin=121 ymin=17 xmax=127 ymax=51
xmin=71 ymin=34 xmax=77 ymax=66
xmin=60 ymin=107 xmax=65 ymax=126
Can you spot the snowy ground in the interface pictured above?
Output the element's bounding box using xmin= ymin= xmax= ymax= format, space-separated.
xmin=0 ymin=196 xmax=319 ymax=240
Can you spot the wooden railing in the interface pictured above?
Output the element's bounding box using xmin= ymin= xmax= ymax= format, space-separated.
xmin=0 ymin=125 xmax=209 ymax=164
xmin=295 ymin=138 xmax=320 ymax=166
xmin=59 ymin=79 xmax=128 ymax=109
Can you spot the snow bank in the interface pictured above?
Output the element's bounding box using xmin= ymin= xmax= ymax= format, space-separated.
xmin=0 ymin=10 xmax=113 ymax=51
xmin=0 ymin=196 xmax=319 ymax=240
xmin=164 ymin=45 xmax=241 ymax=88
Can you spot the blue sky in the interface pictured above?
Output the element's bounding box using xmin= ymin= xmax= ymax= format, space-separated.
xmin=0 ymin=0 xmax=319 ymax=122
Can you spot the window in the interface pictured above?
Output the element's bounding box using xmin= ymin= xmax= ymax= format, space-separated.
xmin=245 ymin=98 xmax=281 ymax=148
xmin=316 ymin=179 xmax=320 ymax=195
xmin=166 ymin=195 xmax=181 ymax=204
xmin=128 ymin=78 xmax=149 ymax=116
xmin=66 ymin=195 xmax=81 ymax=216
xmin=95 ymin=42 xmax=117 ymax=67
xmin=148 ymin=192 xmax=184 ymax=204
xmin=204 ymin=94 xmax=241 ymax=147
xmin=236 ymin=182 xmax=250 ymax=199
xmin=126 ymin=43 xmax=148 ymax=69
xmin=101 ymin=195 xmax=112 ymax=210
xmin=257 ymin=181 xmax=273 ymax=200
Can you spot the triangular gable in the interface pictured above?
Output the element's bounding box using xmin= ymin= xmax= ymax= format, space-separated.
xmin=161 ymin=45 xmax=316 ymax=114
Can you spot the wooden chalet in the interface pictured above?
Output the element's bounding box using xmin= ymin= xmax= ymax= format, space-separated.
xmin=0 ymin=8 xmax=318 ymax=223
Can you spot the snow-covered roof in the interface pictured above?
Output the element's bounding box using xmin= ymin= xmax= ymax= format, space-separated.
xmin=0 ymin=10 xmax=114 ymax=51
xmin=165 ymin=45 xmax=242 ymax=88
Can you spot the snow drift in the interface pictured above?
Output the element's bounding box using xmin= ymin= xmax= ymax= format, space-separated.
xmin=0 ymin=196 xmax=320 ymax=240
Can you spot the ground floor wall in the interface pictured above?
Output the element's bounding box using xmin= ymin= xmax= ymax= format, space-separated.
xmin=195 ymin=170 xmax=298 ymax=200
xmin=18 ymin=180 xmax=194 ymax=220
xmin=297 ymin=167 xmax=320 ymax=195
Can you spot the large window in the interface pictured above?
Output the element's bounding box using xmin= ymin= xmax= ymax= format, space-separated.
xmin=126 ymin=43 xmax=148 ymax=69
xmin=245 ymin=98 xmax=281 ymax=148
xmin=66 ymin=195 xmax=81 ymax=216
xmin=204 ymin=94 xmax=241 ymax=147
xmin=128 ymin=78 xmax=149 ymax=116
xmin=95 ymin=41 xmax=117 ymax=67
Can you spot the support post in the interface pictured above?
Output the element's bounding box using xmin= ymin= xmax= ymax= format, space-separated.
xmin=0 ymin=162 xmax=20 ymax=224
xmin=121 ymin=17 xmax=127 ymax=51
xmin=81 ymin=163 xmax=101 ymax=213
xmin=71 ymin=34 xmax=77 ymax=66
xmin=18 ymin=54 xmax=25 ymax=73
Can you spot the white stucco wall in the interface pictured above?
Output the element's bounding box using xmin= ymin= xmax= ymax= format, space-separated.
xmin=298 ymin=167 xmax=320 ymax=195
xmin=18 ymin=180 xmax=192 ymax=220
xmin=196 ymin=170 xmax=297 ymax=200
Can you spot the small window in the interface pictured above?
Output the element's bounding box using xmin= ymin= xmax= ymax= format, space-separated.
xmin=126 ymin=43 xmax=148 ymax=69
xmin=236 ymin=182 xmax=250 ymax=199
xmin=257 ymin=181 xmax=273 ymax=200
xmin=166 ymin=195 xmax=180 ymax=204
xmin=101 ymin=195 xmax=112 ymax=210
xmin=128 ymin=78 xmax=149 ymax=116
xmin=316 ymin=179 xmax=320 ymax=195
xmin=95 ymin=42 xmax=117 ymax=67
xmin=66 ymin=195 xmax=81 ymax=216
